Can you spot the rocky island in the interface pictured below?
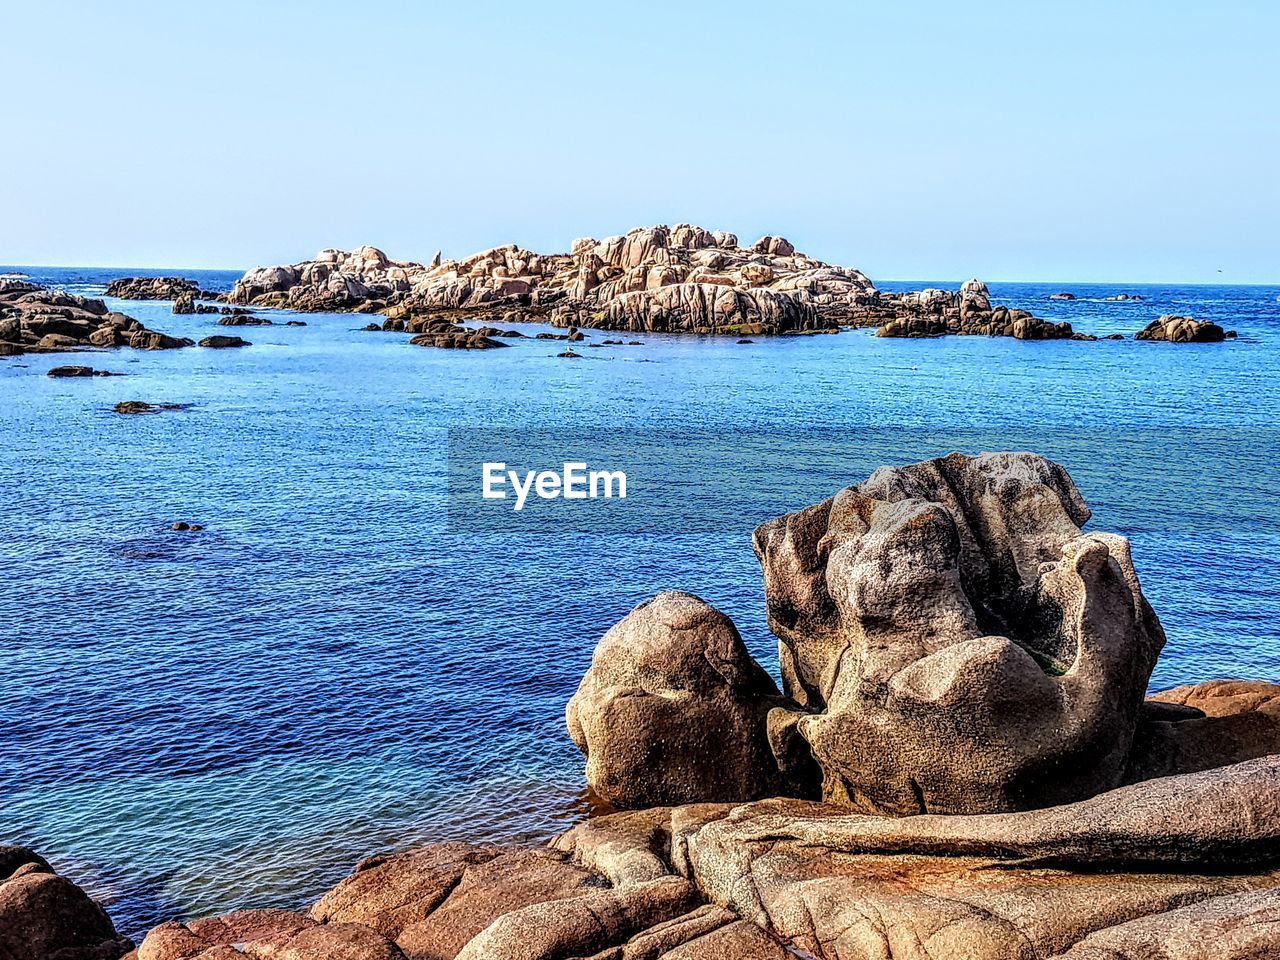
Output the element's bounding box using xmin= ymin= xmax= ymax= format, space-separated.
xmin=214 ymin=226 xmax=1242 ymax=343
xmin=224 ymin=227 xmax=1093 ymax=340
xmin=9 ymin=453 xmax=1278 ymax=960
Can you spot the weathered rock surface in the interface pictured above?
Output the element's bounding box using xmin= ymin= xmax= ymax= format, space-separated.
xmin=567 ymin=592 xmax=791 ymax=808
xmin=225 ymin=228 xmax=1081 ymax=339
xmin=131 ymin=911 xmax=404 ymax=960
xmin=228 ymin=245 xmax=427 ymax=311
xmin=677 ymin=766 xmax=1280 ymax=960
xmin=1049 ymin=888 xmax=1280 ymax=959
xmin=1127 ymin=679 xmax=1280 ymax=782
xmin=0 ymin=282 xmax=192 ymax=356
xmin=751 ymin=451 xmax=1165 ymax=813
xmin=0 ymin=844 xmax=132 ymax=959
xmin=1136 ymin=314 xmax=1228 ymax=342
xmin=106 ymin=277 xmax=203 ymax=301
xmin=134 ymin=836 xmax=770 ymax=960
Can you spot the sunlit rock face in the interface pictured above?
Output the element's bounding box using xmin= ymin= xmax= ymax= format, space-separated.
xmin=566 ymin=591 xmax=790 ymax=808
xmin=753 ymin=451 xmax=1167 ymax=814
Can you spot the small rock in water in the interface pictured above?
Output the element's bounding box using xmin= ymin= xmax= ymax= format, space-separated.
xmin=170 ymin=521 xmax=204 ymax=532
xmin=48 ymin=365 xmax=122 ymax=378
xmin=285 ymin=320 xmax=307 ymax=327
xmin=113 ymin=400 xmax=191 ymax=414
xmin=171 ymin=521 xmax=189 ymax=531
xmin=198 ymin=335 xmax=251 ymax=348
xmin=1049 ymin=292 xmax=1077 ymax=300
xmin=557 ymin=350 xmax=582 ymax=359
xmin=736 ymin=338 xmax=755 ymax=344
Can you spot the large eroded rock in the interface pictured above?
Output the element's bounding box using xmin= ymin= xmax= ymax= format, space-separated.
xmin=753 ymin=451 xmax=1166 ymax=814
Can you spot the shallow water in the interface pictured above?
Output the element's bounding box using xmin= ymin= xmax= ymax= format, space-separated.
xmin=2 ymin=266 xmax=1278 ymax=938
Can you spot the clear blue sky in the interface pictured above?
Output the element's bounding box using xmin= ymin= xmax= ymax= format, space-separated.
xmin=3 ymin=1 xmax=1277 ymax=282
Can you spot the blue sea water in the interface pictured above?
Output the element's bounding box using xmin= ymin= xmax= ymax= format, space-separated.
xmin=1 ymin=265 xmax=1278 ymax=939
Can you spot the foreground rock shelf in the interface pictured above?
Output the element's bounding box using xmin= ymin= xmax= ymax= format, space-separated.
xmin=9 ymin=453 xmax=1278 ymax=959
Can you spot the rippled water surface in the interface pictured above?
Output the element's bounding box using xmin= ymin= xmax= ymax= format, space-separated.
xmin=2 ymin=266 xmax=1278 ymax=938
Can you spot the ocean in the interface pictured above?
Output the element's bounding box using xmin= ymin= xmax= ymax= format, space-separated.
xmin=2 ymin=265 xmax=1278 ymax=939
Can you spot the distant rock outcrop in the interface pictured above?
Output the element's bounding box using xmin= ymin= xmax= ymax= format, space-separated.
xmin=229 ymin=245 xmax=427 ymax=311
xmin=875 ymin=280 xmax=1080 ymax=340
xmin=1136 ymin=314 xmax=1229 ymax=342
xmin=224 ymin=227 xmax=1084 ymax=340
xmin=105 ymin=276 xmax=204 ymax=301
xmin=0 ymin=282 xmax=192 ymax=356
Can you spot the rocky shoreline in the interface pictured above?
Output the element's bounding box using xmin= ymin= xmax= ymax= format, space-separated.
xmin=219 ymin=227 xmax=1236 ymax=342
xmin=8 ymin=453 xmax=1278 ymax=960
xmin=0 ymin=232 xmax=1242 ymax=362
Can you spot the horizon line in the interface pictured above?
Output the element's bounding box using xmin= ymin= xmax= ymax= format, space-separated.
xmin=2 ymin=260 xmax=1276 ymax=289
